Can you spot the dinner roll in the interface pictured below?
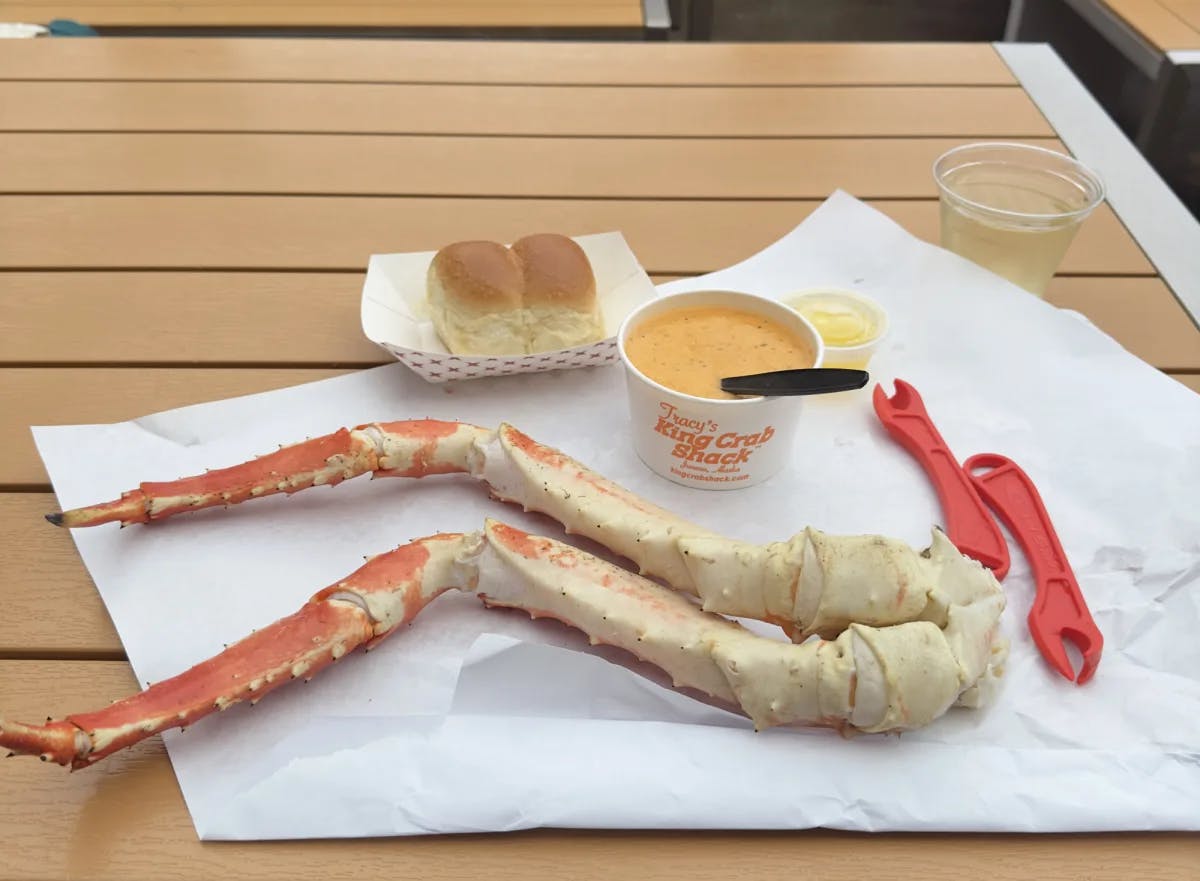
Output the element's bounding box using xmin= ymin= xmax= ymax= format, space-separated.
xmin=427 ymin=240 xmax=526 ymax=355
xmin=426 ymin=234 xmax=603 ymax=356
xmin=511 ymin=233 xmax=602 ymax=354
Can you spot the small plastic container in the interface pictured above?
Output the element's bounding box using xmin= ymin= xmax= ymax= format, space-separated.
xmin=617 ymin=290 xmax=824 ymax=491
xmin=782 ymin=288 xmax=888 ymax=370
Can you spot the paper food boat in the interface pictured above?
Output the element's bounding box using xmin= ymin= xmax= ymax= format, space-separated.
xmin=360 ymin=232 xmax=658 ymax=383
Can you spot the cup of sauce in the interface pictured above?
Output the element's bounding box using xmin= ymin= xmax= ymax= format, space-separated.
xmin=618 ymin=290 xmax=824 ymax=490
xmin=782 ymin=288 xmax=888 ymax=370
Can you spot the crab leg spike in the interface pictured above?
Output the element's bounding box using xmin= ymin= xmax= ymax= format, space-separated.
xmin=0 ymin=533 xmax=469 ymax=768
xmin=49 ymin=420 xmax=489 ymax=529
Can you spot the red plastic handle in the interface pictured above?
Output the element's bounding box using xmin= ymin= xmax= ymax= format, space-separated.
xmin=964 ymin=453 xmax=1103 ymax=684
xmin=872 ymin=384 xmax=1011 ymax=580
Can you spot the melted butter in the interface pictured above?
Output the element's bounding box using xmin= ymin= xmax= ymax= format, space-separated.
xmin=785 ymin=294 xmax=878 ymax=347
xmin=625 ymin=305 xmax=813 ymax=400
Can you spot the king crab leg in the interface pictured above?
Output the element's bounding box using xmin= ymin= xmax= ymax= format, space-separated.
xmin=47 ymin=420 xmax=489 ymax=530
xmin=46 ymin=421 xmax=1006 ymax=661
xmin=49 ymin=420 xmax=717 ymax=596
xmin=3 ymin=520 xmax=1006 ymax=768
xmin=1 ymin=533 xmax=465 ymax=768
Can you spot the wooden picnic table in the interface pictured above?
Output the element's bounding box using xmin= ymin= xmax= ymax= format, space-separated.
xmin=0 ymin=37 xmax=1197 ymax=881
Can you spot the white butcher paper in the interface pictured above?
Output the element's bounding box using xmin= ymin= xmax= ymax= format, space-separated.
xmin=31 ymin=191 xmax=1200 ymax=838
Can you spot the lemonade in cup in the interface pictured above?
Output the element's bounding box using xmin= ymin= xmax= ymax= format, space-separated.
xmin=933 ymin=142 xmax=1105 ymax=297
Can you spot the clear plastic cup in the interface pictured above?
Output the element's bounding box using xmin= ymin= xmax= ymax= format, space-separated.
xmin=933 ymin=142 xmax=1105 ymax=297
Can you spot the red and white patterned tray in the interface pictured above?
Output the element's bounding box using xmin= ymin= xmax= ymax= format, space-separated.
xmin=360 ymin=232 xmax=657 ymax=384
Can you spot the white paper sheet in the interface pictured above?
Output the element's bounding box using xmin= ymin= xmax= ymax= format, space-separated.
xmin=31 ymin=192 xmax=1200 ymax=838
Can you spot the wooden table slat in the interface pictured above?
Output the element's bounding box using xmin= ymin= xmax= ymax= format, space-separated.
xmin=0 ymin=39 xmax=1019 ymax=86
xmin=0 ymin=82 xmax=1054 ymax=138
xmin=1 ymin=273 xmax=386 ymax=367
xmin=1174 ymin=373 xmax=1200 ymax=393
xmin=8 ymin=0 xmax=637 ymax=6
xmin=8 ymin=346 xmax=1200 ymax=495
xmin=2 ymin=275 xmax=1195 ymax=370
xmin=0 ymin=2 xmax=645 ymax=28
xmin=1044 ymin=277 xmax=1200 ymax=371
xmin=1161 ymin=0 xmax=1200 ymax=34
xmin=0 ymin=368 xmax=351 ymax=489
xmin=0 ymin=134 xmax=1062 ymax=197
xmin=0 ymin=196 xmax=1154 ymax=275
xmin=2 ymin=661 xmax=1197 ymax=881
xmin=0 ymin=494 xmax=120 ymax=657
xmin=1 ymin=272 xmax=383 ymax=366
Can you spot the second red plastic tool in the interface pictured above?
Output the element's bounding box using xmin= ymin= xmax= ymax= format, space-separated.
xmin=965 ymin=453 xmax=1104 ymax=684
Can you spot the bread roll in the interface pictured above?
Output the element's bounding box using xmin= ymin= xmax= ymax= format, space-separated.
xmin=426 ymin=240 xmax=526 ymax=356
xmin=511 ymin=233 xmax=602 ymax=354
xmin=427 ymin=234 xmax=602 ymax=355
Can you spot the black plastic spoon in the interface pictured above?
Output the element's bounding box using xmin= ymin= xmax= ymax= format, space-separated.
xmin=720 ymin=368 xmax=869 ymax=397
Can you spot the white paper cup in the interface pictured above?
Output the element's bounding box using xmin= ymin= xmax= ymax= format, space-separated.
xmin=617 ymin=290 xmax=824 ymax=490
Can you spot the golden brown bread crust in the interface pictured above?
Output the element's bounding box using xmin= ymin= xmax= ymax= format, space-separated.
xmin=510 ymin=233 xmax=597 ymax=310
xmin=427 ymin=234 xmax=602 ymax=355
xmin=428 ymin=240 xmax=523 ymax=312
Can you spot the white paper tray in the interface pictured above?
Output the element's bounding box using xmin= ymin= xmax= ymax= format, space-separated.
xmin=360 ymin=231 xmax=658 ymax=382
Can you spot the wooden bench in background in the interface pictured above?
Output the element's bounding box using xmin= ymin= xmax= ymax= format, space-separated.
xmin=1008 ymin=0 xmax=1200 ymax=166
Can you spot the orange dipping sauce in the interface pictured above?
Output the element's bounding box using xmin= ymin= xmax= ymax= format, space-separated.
xmin=624 ymin=306 xmax=814 ymax=400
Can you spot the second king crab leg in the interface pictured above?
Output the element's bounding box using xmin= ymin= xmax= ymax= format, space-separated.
xmin=2 ymin=520 xmax=1004 ymax=768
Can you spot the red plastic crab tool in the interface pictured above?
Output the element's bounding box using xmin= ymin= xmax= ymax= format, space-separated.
xmin=873 ymin=380 xmax=1103 ymax=684
xmin=964 ymin=453 xmax=1104 ymax=684
xmin=872 ymin=379 xmax=1010 ymax=579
